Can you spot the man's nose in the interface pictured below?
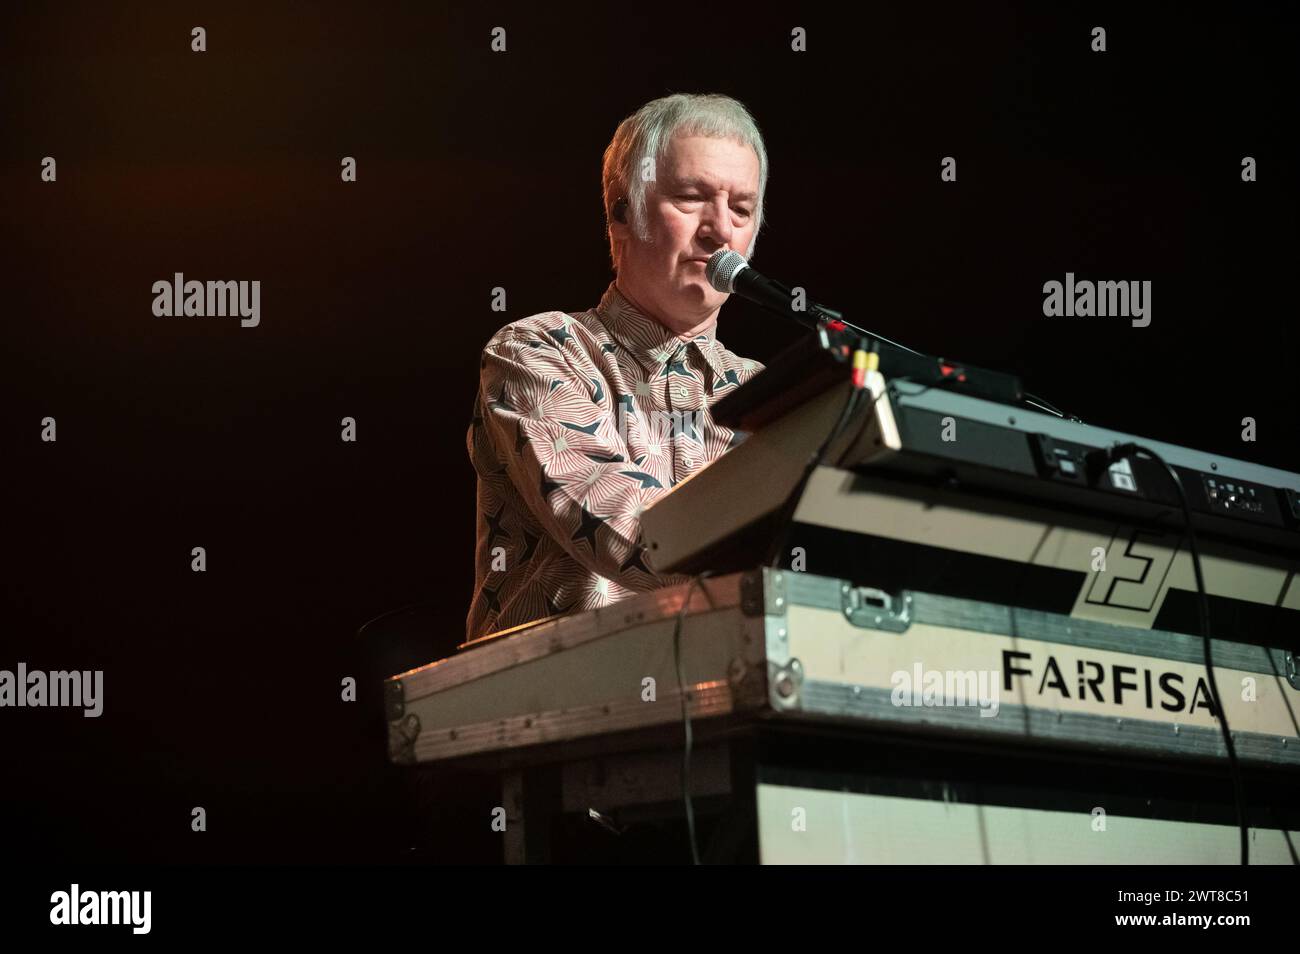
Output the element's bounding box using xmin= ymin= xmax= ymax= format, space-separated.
xmin=699 ymin=195 xmax=734 ymax=247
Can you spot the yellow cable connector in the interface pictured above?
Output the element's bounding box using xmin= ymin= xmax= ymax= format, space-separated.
xmin=851 ymin=347 xmax=877 ymax=388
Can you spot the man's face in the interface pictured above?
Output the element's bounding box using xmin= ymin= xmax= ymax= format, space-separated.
xmin=613 ymin=133 xmax=761 ymax=335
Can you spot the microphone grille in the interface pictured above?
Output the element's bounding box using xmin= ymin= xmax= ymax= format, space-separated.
xmin=705 ymin=249 xmax=747 ymax=293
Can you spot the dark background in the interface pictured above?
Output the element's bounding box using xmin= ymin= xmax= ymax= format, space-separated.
xmin=2 ymin=2 xmax=1295 ymax=862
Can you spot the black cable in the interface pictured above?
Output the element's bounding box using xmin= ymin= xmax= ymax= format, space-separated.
xmin=764 ymin=385 xmax=863 ymax=568
xmin=1023 ymin=391 xmax=1064 ymax=418
xmin=1022 ymin=390 xmax=1084 ymax=424
xmin=814 ymin=313 xmax=1080 ymax=424
xmin=672 ymin=569 xmax=714 ymax=864
xmin=1093 ymin=441 xmax=1248 ymax=865
xmin=356 ymin=599 xmax=440 ymax=638
xmin=764 ymin=375 xmax=911 ymax=569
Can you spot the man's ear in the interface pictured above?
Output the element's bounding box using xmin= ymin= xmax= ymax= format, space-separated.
xmin=609 ymin=196 xmax=630 ymax=242
xmin=609 ymin=227 xmax=632 ymax=277
xmin=608 ymin=234 xmax=623 ymax=273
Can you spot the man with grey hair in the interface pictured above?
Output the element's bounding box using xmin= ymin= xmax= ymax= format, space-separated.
xmin=466 ymin=93 xmax=768 ymax=641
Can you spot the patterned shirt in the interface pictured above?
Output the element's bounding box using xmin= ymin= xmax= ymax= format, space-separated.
xmin=465 ymin=281 xmax=765 ymax=641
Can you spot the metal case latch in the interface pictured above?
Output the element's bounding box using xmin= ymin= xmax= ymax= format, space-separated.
xmin=841 ymin=585 xmax=912 ymax=632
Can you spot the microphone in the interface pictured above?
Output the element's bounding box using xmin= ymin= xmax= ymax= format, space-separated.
xmin=705 ymin=249 xmax=826 ymax=330
xmin=706 ymin=250 xmax=1062 ymax=417
xmin=706 ymin=248 xmax=930 ymax=359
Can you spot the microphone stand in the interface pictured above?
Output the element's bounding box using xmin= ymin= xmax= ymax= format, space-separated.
xmin=750 ymin=278 xmax=1082 ymax=422
xmin=759 ymin=277 xmax=925 ymax=357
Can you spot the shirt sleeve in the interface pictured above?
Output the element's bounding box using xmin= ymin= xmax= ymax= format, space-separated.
xmin=477 ymin=331 xmax=684 ymax=589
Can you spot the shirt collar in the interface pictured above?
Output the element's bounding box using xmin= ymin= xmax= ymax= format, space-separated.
xmin=595 ymin=282 xmax=728 ymax=381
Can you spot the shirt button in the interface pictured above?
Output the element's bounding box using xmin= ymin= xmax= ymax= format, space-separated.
xmin=672 ymin=384 xmax=687 ymax=400
xmin=684 ymin=457 xmax=697 ymax=467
